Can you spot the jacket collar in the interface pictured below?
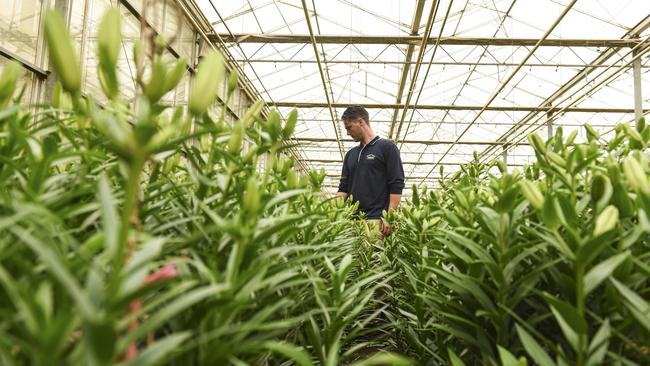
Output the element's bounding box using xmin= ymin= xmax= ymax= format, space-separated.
xmin=360 ymin=135 xmax=380 ymax=147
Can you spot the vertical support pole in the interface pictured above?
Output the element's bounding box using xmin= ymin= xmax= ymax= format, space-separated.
xmin=546 ymin=104 xmax=554 ymax=139
xmin=633 ymin=48 xmax=643 ymax=125
xmin=502 ymin=144 xmax=508 ymax=166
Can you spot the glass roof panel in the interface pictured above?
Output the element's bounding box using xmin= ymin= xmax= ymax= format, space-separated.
xmin=197 ymin=0 xmax=650 ymax=192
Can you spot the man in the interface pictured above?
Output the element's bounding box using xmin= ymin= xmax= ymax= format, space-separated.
xmin=336 ymin=106 xmax=405 ymax=237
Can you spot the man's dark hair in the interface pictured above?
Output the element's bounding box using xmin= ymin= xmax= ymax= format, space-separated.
xmin=342 ymin=106 xmax=369 ymax=124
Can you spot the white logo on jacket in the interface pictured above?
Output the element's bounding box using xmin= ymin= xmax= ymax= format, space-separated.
xmin=366 ymin=154 xmax=375 ymax=160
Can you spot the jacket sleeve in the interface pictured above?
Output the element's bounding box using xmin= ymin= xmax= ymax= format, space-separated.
xmin=338 ymin=152 xmax=349 ymax=193
xmin=386 ymin=143 xmax=405 ymax=194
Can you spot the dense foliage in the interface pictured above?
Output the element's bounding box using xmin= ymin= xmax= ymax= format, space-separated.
xmin=387 ymin=118 xmax=650 ymax=365
xmin=1 ymin=8 xmax=649 ymax=366
xmin=0 ymin=9 xmax=406 ymax=366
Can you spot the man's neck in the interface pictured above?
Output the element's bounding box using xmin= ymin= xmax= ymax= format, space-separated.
xmin=360 ymin=132 xmax=376 ymax=146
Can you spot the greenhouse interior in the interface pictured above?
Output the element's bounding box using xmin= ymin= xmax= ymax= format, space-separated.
xmin=1 ymin=0 xmax=649 ymax=365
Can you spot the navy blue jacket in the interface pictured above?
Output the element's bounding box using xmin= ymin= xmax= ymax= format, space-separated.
xmin=338 ymin=136 xmax=405 ymax=219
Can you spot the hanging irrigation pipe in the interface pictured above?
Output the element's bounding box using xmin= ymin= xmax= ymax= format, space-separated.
xmin=388 ymin=0 xmax=439 ymax=140
xmin=300 ymin=0 xmax=345 ymax=160
xmin=386 ymin=0 xmax=426 ymax=142
xmin=478 ymin=37 xmax=650 ymax=165
xmin=400 ymin=0 xmax=517 ymax=179
xmin=418 ymin=0 xmax=577 ymax=186
xmin=397 ymin=0 xmax=455 ymax=150
xmin=310 ymin=0 xmax=344 ymax=147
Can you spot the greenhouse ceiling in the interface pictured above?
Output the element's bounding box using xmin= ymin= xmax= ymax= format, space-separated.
xmin=195 ymin=0 xmax=650 ymax=190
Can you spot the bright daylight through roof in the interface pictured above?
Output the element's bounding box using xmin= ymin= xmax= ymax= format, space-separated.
xmin=201 ymin=0 xmax=650 ymax=191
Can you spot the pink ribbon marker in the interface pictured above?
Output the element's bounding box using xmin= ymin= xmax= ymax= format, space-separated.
xmin=123 ymin=263 xmax=178 ymax=361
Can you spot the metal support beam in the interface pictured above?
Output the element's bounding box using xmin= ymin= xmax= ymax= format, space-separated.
xmin=306 ymin=158 xmax=527 ymax=167
xmin=498 ymin=137 xmax=508 ymax=165
xmin=326 ymin=173 xmax=448 ymax=180
xmin=294 ymin=118 xmax=626 ymax=127
xmin=479 ymin=14 xmax=650 ymax=161
xmin=633 ymin=48 xmax=643 ymax=124
xmin=293 ymin=137 xmax=528 ymax=146
xmin=176 ymin=0 xmax=313 ymax=172
xmin=480 ymin=40 xmax=650 ymax=165
xmin=300 ymin=0 xmax=344 ymax=159
xmin=268 ymin=101 xmax=646 ymax=113
xmin=0 ymin=46 xmax=48 ymax=79
xmin=420 ymin=0 xmax=578 ymax=185
xmin=547 ymin=106 xmax=554 ymax=138
xmin=233 ymin=59 xmax=650 ymax=68
xmin=213 ymin=34 xmax=642 ymax=48
xmin=405 ymin=0 xmax=515 ymax=177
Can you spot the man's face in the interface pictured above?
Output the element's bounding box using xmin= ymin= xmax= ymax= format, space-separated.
xmin=343 ymin=117 xmax=364 ymax=142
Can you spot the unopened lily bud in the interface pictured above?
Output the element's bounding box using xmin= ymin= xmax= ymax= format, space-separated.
xmin=98 ymin=8 xmax=121 ymax=70
xmin=282 ymin=109 xmax=298 ymax=139
xmin=496 ymin=159 xmax=507 ymax=174
xmin=133 ymin=39 xmax=143 ymax=69
xmin=243 ymin=146 xmax=257 ymax=163
xmin=154 ymin=34 xmax=167 ymax=55
xmin=591 ymin=174 xmax=611 ymax=204
xmin=286 ymin=169 xmax=298 ymax=189
xmin=44 ymin=11 xmax=81 ymax=94
xmin=594 ymin=205 xmax=618 ymax=236
xmin=51 ymin=81 xmax=62 ymax=108
xmin=98 ymin=68 xmax=118 ymax=100
xmin=546 ymin=151 xmax=566 ymax=167
xmin=542 ymin=195 xmax=564 ymax=230
xmin=229 ymin=120 xmax=244 ymax=155
xmin=144 ymin=60 xmax=167 ymax=103
xmin=163 ymin=58 xmax=187 ymax=94
xmin=243 ymin=176 xmax=261 ymax=215
xmin=0 ymin=61 xmax=21 ymax=107
xmin=528 ymin=133 xmax=546 ymax=155
xmin=299 ymin=174 xmax=309 ymax=188
xmin=189 ymin=52 xmax=224 ymax=115
xmin=280 ymin=157 xmax=292 ymax=174
xmin=227 ymin=70 xmax=238 ymax=97
xmin=584 ymin=123 xmax=599 ymax=141
xmin=267 ymin=109 xmax=282 ymax=140
xmin=626 ymin=124 xmax=644 ymax=144
xmin=519 ymin=180 xmax=544 ymax=211
xmin=412 ymin=184 xmax=420 ymax=206
xmin=566 ymin=130 xmax=578 ymax=145
xmin=623 ymin=156 xmax=649 ymax=194
xmin=133 ymin=97 xmax=156 ymax=145
xmin=637 ymin=117 xmax=646 ymax=132
xmin=241 ymin=100 xmax=264 ymax=127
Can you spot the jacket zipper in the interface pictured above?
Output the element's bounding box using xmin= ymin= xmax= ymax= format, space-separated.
xmin=357 ymin=136 xmax=380 ymax=163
